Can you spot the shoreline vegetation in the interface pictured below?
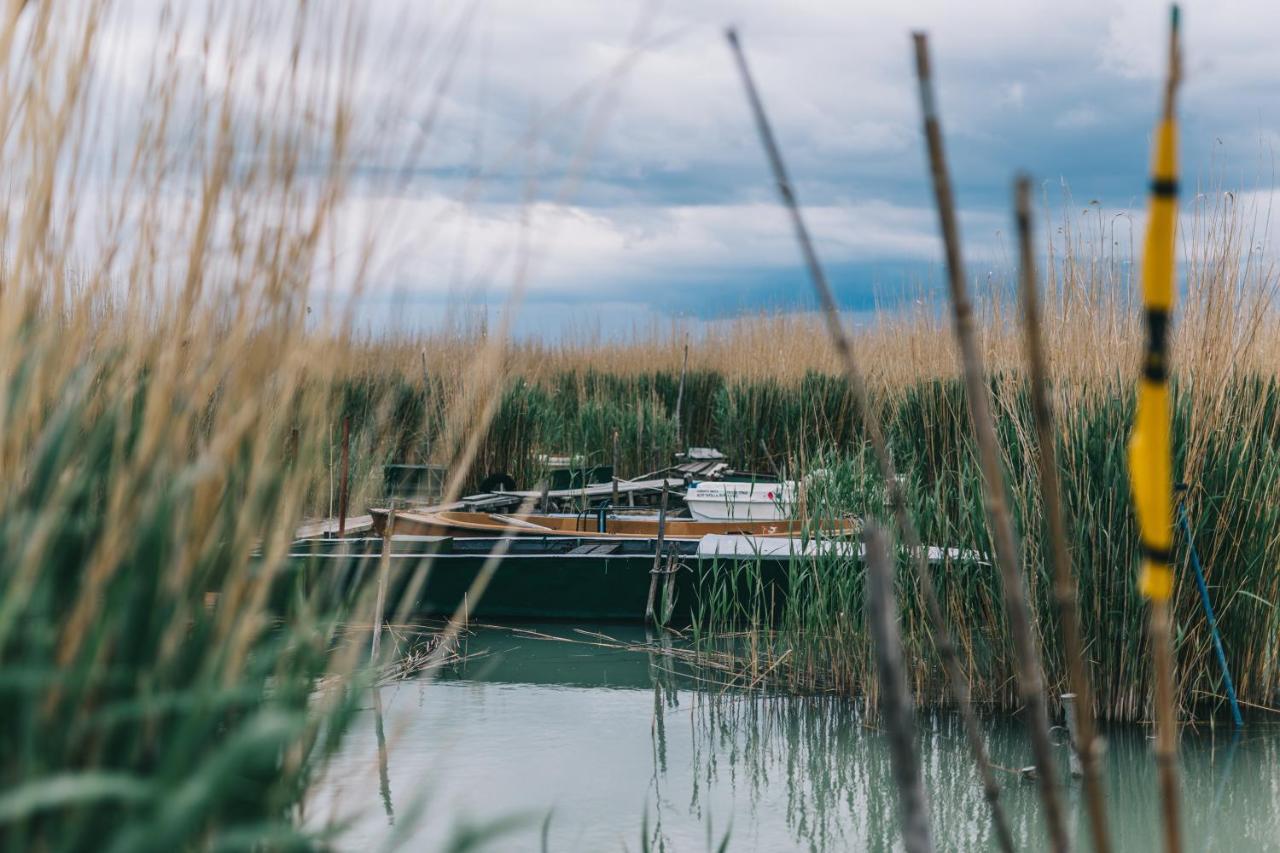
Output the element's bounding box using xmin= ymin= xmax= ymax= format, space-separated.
xmin=324 ymin=202 xmax=1280 ymax=723
xmin=3 ymin=0 xmax=1277 ymax=850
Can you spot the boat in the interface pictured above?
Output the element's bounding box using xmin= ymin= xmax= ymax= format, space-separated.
xmin=287 ymin=533 xmax=801 ymax=623
xmin=684 ymin=480 xmax=795 ymax=521
xmin=283 ymin=531 xmax=982 ymax=624
xmin=367 ymin=508 xmax=858 ymax=540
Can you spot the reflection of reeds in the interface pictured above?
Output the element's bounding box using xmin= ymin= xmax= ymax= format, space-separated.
xmin=865 ymin=523 xmax=933 ymax=853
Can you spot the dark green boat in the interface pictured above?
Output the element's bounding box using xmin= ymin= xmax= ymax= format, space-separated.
xmin=286 ymin=534 xmax=800 ymax=624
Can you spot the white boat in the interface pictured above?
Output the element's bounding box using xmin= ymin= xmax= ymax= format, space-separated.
xmin=684 ymin=481 xmax=796 ymax=521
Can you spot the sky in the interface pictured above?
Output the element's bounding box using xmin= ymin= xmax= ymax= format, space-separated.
xmin=87 ymin=0 xmax=1280 ymax=338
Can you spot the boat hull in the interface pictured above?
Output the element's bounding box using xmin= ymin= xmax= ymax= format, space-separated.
xmin=285 ymin=536 xmax=798 ymax=624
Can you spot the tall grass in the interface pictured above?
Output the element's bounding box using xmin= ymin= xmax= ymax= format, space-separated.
xmin=0 ymin=1 xmax=475 ymax=848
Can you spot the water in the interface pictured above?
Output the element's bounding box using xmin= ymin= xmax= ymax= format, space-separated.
xmin=308 ymin=624 xmax=1280 ymax=851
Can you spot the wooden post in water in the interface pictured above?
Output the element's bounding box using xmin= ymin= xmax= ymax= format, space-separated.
xmin=645 ymin=480 xmax=670 ymax=623
xmin=1062 ymin=693 xmax=1084 ymax=777
xmin=337 ymin=415 xmax=351 ymax=538
xmin=674 ymin=340 xmax=688 ymax=452
xmin=611 ymin=430 xmax=620 ymax=519
xmin=660 ymin=542 xmax=680 ymax=626
xmin=865 ymin=523 xmax=934 ymax=853
xmin=371 ymin=502 xmax=395 ymax=660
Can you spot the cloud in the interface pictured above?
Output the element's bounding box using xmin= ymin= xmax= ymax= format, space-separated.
xmin=1054 ymin=106 xmax=1101 ymax=130
xmin=56 ymin=0 xmax=1280 ymax=333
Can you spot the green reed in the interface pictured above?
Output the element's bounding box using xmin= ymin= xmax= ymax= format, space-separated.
xmin=328 ymin=361 xmax=1280 ymax=720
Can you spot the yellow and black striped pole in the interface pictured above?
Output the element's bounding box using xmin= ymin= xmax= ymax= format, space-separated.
xmin=1127 ymin=6 xmax=1181 ymax=852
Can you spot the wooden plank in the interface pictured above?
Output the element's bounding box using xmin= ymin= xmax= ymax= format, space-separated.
xmin=493 ymin=477 xmax=682 ymax=501
xmin=294 ymin=514 xmax=374 ymax=539
xmin=320 ymin=476 xmax=679 ymax=542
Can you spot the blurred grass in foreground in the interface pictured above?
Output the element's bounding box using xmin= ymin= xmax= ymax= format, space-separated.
xmin=0 ymin=2 xmax=445 ymax=848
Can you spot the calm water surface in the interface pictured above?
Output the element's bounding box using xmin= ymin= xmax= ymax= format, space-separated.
xmin=307 ymin=624 xmax=1280 ymax=851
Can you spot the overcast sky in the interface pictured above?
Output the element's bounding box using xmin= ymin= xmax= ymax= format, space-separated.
xmin=93 ymin=0 xmax=1280 ymax=337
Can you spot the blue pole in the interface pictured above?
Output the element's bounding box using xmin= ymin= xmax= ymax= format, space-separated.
xmin=1176 ymin=492 xmax=1244 ymax=728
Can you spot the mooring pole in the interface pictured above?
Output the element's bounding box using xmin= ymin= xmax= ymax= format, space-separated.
xmin=660 ymin=550 xmax=679 ymax=626
xmin=674 ymin=340 xmax=688 ymax=452
xmin=1176 ymin=485 xmax=1244 ymax=728
xmin=371 ymin=501 xmax=395 ymax=660
xmin=611 ymin=429 xmax=620 ymax=513
xmin=1061 ymin=693 xmax=1084 ymax=777
xmin=645 ymin=480 xmax=670 ymax=623
xmin=337 ymin=415 xmax=351 ymax=538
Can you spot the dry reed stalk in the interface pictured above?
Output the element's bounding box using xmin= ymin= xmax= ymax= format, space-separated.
xmin=865 ymin=523 xmax=934 ymax=853
xmin=912 ymin=31 xmax=1069 ymax=853
xmin=726 ymin=28 xmax=1016 ymax=852
xmin=1016 ymin=174 xmax=1112 ymax=852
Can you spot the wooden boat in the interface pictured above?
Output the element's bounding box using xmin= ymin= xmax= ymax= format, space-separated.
xmin=368 ymin=508 xmax=859 ymax=540
xmin=283 ymin=532 xmax=978 ymax=624
xmin=285 ymin=534 xmax=793 ymax=623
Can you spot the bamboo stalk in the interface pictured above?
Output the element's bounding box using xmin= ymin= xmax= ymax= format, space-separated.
xmin=1129 ymin=8 xmax=1184 ymax=851
xmin=865 ymin=522 xmax=934 ymax=853
xmin=1016 ymin=173 xmax=1113 ymax=852
xmin=725 ymin=29 xmax=1016 ymax=852
xmin=912 ymin=32 xmax=1068 ymax=853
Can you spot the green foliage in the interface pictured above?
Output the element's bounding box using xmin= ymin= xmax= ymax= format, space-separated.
xmin=686 ymin=371 xmax=1274 ymax=717
xmin=332 ymin=366 xmax=1280 ymax=719
xmin=0 ymin=365 xmax=364 ymax=850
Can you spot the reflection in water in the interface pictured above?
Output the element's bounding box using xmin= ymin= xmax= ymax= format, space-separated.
xmin=373 ymin=686 xmax=395 ymax=826
xmin=308 ymin=625 xmax=1280 ymax=851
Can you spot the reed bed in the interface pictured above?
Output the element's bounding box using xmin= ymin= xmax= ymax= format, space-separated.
xmin=326 ymin=183 xmax=1280 ymax=723
xmin=6 ymin=1 xmax=1278 ymax=849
